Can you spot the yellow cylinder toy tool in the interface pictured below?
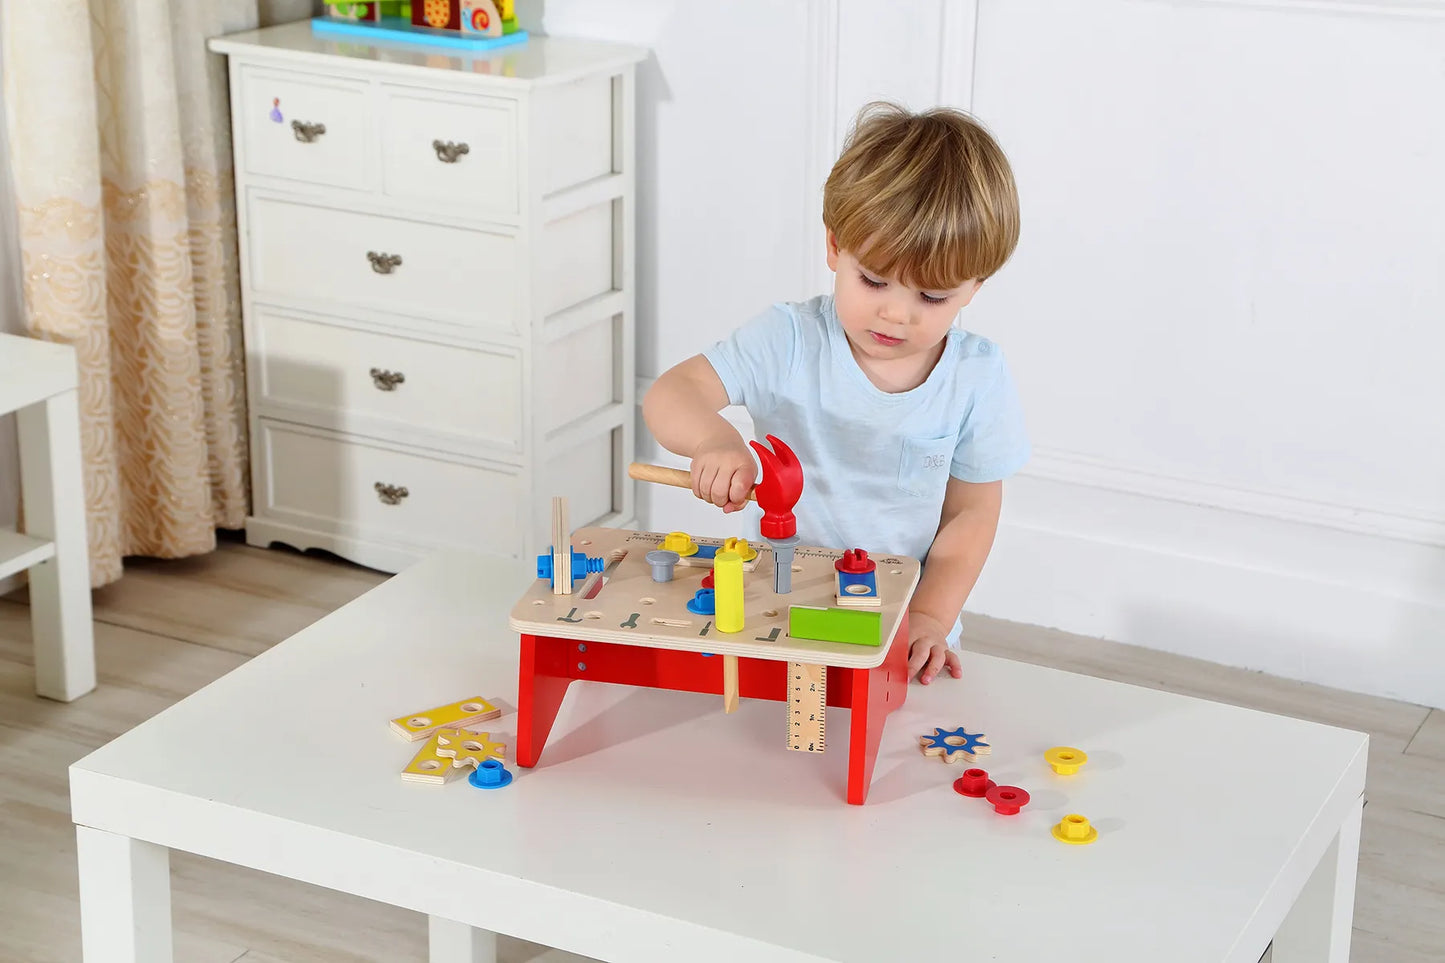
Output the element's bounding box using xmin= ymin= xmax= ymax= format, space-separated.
xmin=714 ymin=550 xmax=744 ymax=633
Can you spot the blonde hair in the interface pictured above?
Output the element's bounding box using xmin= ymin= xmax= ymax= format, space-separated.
xmin=822 ymin=102 xmax=1020 ymax=289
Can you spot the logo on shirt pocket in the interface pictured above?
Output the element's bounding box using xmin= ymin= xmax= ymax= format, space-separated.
xmin=897 ymin=435 xmax=955 ymax=497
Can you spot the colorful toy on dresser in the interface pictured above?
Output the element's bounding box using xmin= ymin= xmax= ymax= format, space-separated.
xmin=315 ymin=0 xmax=528 ymax=51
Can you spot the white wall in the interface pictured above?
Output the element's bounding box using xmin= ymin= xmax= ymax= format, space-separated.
xmin=535 ymin=0 xmax=1445 ymax=709
xmin=963 ymin=0 xmax=1445 ymax=709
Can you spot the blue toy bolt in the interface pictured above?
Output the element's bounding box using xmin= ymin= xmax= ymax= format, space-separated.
xmin=536 ymin=549 xmax=604 ymax=588
xmin=468 ymin=758 xmax=514 ymax=789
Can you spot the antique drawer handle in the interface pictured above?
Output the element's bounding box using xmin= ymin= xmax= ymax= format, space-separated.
xmin=366 ymin=251 xmax=402 ymax=274
xmin=374 ymin=482 xmax=409 ymax=505
xmin=432 ymin=139 xmax=470 ymax=164
xmin=369 ymin=368 xmax=405 ymax=391
xmin=291 ymin=120 xmax=327 ymax=143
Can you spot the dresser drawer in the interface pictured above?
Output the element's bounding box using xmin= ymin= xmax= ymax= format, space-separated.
xmin=257 ymin=421 xmax=523 ymax=556
xmin=380 ymin=85 xmax=518 ymax=217
xmin=251 ymin=309 xmax=523 ymax=449
xmin=239 ymin=66 xmax=370 ymax=190
xmin=248 ymin=193 xmax=520 ymax=332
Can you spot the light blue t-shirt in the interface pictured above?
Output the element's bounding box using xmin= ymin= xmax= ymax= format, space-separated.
xmin=702 ymin=295 xmax=1030 ymax=646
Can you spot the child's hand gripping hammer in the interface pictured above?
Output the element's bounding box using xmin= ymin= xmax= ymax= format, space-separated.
xmin=626 ymin=435 xmax=805 ymax=594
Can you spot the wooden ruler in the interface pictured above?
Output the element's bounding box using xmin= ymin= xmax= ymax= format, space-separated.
xmin=786 ymin=662 xmax=826 ymax=752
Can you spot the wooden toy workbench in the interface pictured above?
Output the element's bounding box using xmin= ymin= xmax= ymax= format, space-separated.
xmin=509 ymin=527 xmax=921 ymax=804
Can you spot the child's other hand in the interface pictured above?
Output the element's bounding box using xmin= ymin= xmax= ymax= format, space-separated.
xmin=907 ymin=612 xmax=962 ymax=685
xmin=690 ymin=431 xmax=756 ymax=513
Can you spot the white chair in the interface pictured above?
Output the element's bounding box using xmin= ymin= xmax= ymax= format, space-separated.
xmin=0 ymin=332 xmax=95 ymax=701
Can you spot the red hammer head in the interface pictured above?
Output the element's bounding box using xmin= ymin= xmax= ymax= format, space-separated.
xmin=749 ymin=434 xmax=803 ymax=540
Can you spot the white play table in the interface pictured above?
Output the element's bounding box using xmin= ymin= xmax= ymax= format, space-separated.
xmin=69 ymin=549 xmax=1367 ymax=962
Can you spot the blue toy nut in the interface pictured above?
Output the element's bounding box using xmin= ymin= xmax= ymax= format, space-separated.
xmin=645 ymin=549 xmax=681 ymax=582
xmin=468 ymin=758 xmax=514 ymax=790
xmin=686 ymin=588 xmax=716 ymax=615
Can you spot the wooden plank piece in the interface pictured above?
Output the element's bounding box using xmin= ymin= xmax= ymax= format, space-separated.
xmin=723 ymin=655 xmax=739 ymax=714
xmin=552 ymin=496 xmax=571 ymax=595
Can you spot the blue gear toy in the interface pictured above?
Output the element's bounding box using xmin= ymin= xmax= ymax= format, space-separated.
xmin=918 ymin=727 xmax=991 ymax=764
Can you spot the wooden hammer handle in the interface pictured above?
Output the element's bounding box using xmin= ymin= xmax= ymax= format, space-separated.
xmin=627 ymin=462 xmax=758 ymax=502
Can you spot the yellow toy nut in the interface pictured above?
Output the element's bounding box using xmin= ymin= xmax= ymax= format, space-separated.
xmin=1052 ymin=814 xmax=1098 ymax=845
xmin=1045 ymin=746 xmax=1088 ymax=775
xmin=721 ymin=537 xmax=758 ymax=562
xmin=659 ymin=531 xmax=698 ymax=556
xmin=714 ymin=551 xmax=744 ymax=633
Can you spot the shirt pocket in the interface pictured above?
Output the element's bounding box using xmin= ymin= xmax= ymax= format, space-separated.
xmin=897 ymin=434 xmax=955 ymax=498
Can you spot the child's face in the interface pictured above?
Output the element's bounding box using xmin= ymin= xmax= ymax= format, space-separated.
xmin=826 ymin=232 xmax=983 ymax=369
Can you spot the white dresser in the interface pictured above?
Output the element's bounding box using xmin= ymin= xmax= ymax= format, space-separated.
xmin=209 ymin=21 xmax=644 ymax=573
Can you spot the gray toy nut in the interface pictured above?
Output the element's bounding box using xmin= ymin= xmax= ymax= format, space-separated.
xmin=645 ymin=550 xmax=681 ymax=582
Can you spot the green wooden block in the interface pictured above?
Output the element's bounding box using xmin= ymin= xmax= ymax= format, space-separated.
xmin=788 ymin=606 xmax=881 ymax=647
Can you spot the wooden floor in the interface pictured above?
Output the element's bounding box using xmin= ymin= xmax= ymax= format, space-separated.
xmin=1 ymin=537 xmax=1441 ymax=962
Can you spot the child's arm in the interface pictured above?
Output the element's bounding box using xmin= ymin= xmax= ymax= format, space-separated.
xmin=642 ymin=356 xmax=757 ymax=512
xmin=906 ymin=478 xmax=1003 ymax=683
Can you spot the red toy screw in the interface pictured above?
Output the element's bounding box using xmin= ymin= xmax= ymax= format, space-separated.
xmin=834 ymin=549 xmax=875 ymax=574
xmin=953 ymin=768 xmax=996 ymax=798
xmin=985 ymin=785 xmax=1030 ymax=815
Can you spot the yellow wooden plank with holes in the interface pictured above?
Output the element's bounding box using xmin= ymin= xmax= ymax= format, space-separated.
xmin=401 ymin=732 xmax=459 ymax=784
xmin=389 ymin=696 xmax=501 ymax=741
xmin=435 ymin=729 xmax=507 ymax=769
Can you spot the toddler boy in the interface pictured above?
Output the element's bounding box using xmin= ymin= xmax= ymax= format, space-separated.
xmin=642 ymin=102 xmax=1029 ymax=683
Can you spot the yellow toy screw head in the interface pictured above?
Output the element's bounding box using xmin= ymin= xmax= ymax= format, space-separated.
xmin=721 ymin=536 xmax=758 ymax=561
xmin=1045 ymin=745 xmax=1088 ymax=775
xmin=659 ymin=531 xmax=698 ymax=556
xmin=1052 ymin=813 xmax=1098 ymax=845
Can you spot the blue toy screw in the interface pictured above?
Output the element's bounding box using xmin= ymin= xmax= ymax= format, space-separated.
xmin=536 ymin=549 xmax=605 ymax=584
xmin=687 ymin=588 xmax=716 ymax=615
xmin=468 ymin=759 xmax=513 ymax=790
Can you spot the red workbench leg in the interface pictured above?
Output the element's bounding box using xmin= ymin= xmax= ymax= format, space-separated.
xmin=845 ymin=613 xmax=910 ymax=804
xmin=516 ymin=633 xmax=573 ymax=768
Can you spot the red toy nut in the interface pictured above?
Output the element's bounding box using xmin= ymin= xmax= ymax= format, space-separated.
xmin=953 ymin=768 xmax=996 ymax=798
xmin=701 ymin=570 xmax=714 ymax=589
xmin=985 ymin=785 xmax=1030 ymax=815
xmin=834 ymin=549 xmax=876 ymax=574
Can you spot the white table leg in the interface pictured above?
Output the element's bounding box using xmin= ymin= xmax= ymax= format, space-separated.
xmin=17 ymin=389 xmax=96 ymax=701
xmin=429 ymin=915 xmax=498 ymax=963
xmin=1270 ymin=793 xmax=1363 ymax=963
xmin=76 ymin=826 xmax=173 ymax=962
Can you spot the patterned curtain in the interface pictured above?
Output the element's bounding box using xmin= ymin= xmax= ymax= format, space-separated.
xmin=0 ymin=0 xmax=314 ymax=586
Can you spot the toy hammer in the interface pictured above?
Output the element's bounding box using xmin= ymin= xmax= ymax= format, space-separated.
xmin=627 ymin=435 xmax=805 ymax=593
